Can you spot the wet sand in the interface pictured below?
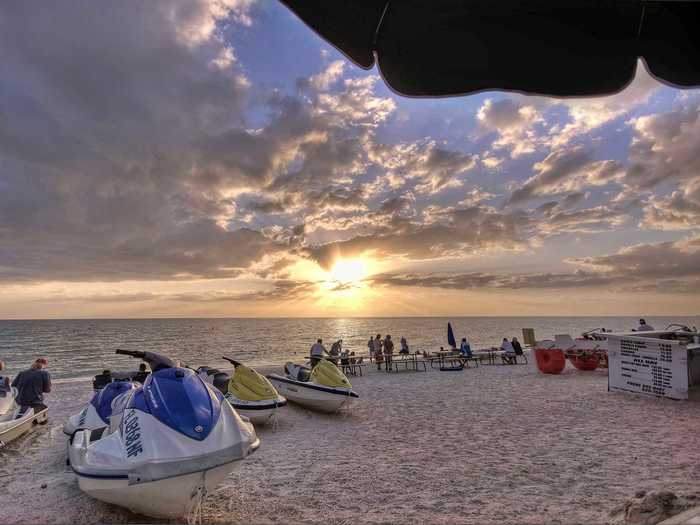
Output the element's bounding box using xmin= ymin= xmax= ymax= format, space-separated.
xmin=1 ymin=360 xmax=699 ymax=524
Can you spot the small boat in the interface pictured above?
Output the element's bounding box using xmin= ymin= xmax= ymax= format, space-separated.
xmin=63 ymin=380 xmax=138 ymax=436
xmin=197 ymin=357 xmax=286 ymax=425
xmin=0 ymin=388 xmax=49 ymax=448
xmin=267 ymin=359 xmax=358 ymax=413
xmin=68 ymin=350 xmax=259 ymax=519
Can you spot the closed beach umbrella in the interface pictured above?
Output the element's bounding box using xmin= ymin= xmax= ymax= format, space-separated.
xmin=447 ymin=323 xmax=456 ymax=349
xmin=279 ymin=0 xmax=700 ymax=98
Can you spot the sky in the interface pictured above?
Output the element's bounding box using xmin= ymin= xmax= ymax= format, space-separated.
xmin=0 ymin=0 xmax=699 ymax=318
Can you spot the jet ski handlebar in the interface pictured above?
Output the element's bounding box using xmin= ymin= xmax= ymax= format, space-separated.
xmin=115 ymin=349 xmax=179 ymax=371
xmin=221 ymin=356 xmax=242 ymax=367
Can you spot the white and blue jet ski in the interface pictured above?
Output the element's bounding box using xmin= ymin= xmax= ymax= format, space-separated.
xmin=0 ymin=387 xmax=49 ymax=448
xmin=197 ymin=357 xmax=286 ymax=425
xmin=68 ymin=350 xmax=259 ymax=519
xmin=63 ymin=380 xmax=138 ymax=436
xmin=267 ymin=360 xmax=359 ymax=413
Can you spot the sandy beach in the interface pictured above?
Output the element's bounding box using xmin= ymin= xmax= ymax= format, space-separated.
xmin=1 ymin=360 xmax=699 ymax=524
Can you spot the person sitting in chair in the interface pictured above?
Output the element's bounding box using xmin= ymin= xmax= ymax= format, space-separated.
xmin=460 ymin=338 xmax=472 ymax=358
xmin=500 ymin=338 xmax=516 ymax=364
xmin=399 ymin=336 xmax=410 ymax=354
xmin=512 ymin=337 xmax=523 ymax=358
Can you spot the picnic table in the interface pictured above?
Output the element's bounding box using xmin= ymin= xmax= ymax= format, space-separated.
xmin=384 ymin=352 xmax=427 ymax=372
xmin=428 ymin=351 xmax=480 ymax=369
xmin=472 ymin=347 xmax=529 ymax=365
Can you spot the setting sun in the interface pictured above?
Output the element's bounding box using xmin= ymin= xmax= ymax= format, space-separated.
xmin=329 ymin=259 xmax=367 ymax=284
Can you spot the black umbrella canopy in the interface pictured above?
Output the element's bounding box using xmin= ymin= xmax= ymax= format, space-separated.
xmin=279 ymin=0 xmax=700 ymax=98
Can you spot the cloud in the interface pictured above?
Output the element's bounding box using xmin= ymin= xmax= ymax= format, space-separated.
xmin=571 ymin=235 xmax=700 ymax=280
xmin=476 ymin=62 xmax=662 ymax=159
xmin=643 ymin=178 xmax=700 ymax=230
xmin=477 ymin=98 xmax=544 ymax=157
xmin=306 ymin=204 xmax=529 ymax=270
xmin=625 ymin=101 xmax=700 ymax=190
xmin=369 ymin=234 xmax=700 ymax=294
xmin=506 ymin=146 xmax=623 ymax=206
xmin=368 ymin=140 xmax=476 ymax=195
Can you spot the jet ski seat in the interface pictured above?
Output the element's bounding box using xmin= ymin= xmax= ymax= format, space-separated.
xmin=212 ymin=372 xmax=230 ymax=393
xmin=198 ymin=366 xmax=221 ymax=375
xmin=92 ymin=373 xmax=112 ymax=391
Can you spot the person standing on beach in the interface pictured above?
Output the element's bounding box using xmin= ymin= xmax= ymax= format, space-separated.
xmin=310 ymin=339 xmax=327 ymax=368
xmin=373 ymin=334 xmax=383 ymax=371
xmin=636 ymin=319 xmax=654 ymax=331
xmin=0 ymin=360 xmax=10 ymax=393
xmin=11 ymin=358 xmax=52 ymax=415
xmin=383 ymin=334 xmax=394 ymax=371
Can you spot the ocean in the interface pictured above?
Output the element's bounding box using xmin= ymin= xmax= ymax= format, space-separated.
xmin=1 ymin=316 xmax=698 ymax=381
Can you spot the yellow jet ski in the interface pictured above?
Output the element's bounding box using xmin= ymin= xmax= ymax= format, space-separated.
xmin=197 ymin=357 xmax=286 ymax=425
xmin=267 ymin=359 xmax=358 ymax=413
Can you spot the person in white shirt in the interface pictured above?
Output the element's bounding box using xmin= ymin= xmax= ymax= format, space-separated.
xmin=310 ymin=339 xmax=327 ymax=368
xmin=500 ymin=338 xmax=516 ymax=364
xmin=636 ymin=319 xmax=654 ymax=331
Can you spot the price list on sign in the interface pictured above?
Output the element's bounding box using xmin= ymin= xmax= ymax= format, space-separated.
xmin=607 ymin=335 xmax=688 ymax=400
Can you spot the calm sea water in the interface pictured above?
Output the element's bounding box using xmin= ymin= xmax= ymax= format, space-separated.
xmin=1 ymin=317 xmax=698 ymax=381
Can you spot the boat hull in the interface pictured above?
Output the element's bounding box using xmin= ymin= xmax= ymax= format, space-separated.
xmin=76 ymin=459 xmax=241 ymax=519
xmin=226 ymin=394 xmax=287 ymax=425
xmin=267 ymin=375 xmax=357 ymax=413
xmin=0 ymin=408 xmax=48 ymax=447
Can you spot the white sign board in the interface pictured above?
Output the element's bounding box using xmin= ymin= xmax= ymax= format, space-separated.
xmin=607 ymin=335 xmax=688 ymax=400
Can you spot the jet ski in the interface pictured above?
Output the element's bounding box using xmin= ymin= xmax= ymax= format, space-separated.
xmin=0 ymin=387 xmax=49 ymax=448
xmin=267 ymin=359 xmax=359 ymax=413
xmin=68 ymin=350 xmax=260 ymax=519
xmin=197 ymin=357 xmax=286 ymax=425
xmin=63 ymin=380 xmax=138 ymax=436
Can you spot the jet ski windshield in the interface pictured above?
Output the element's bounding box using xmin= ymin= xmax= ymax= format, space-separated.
xmin=127 ymin=367 xmax=221 ymax=441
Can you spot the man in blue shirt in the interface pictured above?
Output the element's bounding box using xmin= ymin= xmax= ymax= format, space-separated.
xmin=460 ymin=338 xmax=472 ymax=358
xmin=11 ymin=358 xmax=52 ymax=416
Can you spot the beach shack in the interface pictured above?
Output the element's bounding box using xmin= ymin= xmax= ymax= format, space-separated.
xmin=605 ymin=330 xmax=700 ymax=401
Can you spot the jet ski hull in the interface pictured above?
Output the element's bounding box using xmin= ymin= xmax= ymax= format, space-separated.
xmin=225 ymin=394 xmax=287 ymax=425
xmin=266 ymin=374 xmax=357 ymax=413
xmin=0 ymin=408 xmax=48 ymax=448
xmin=73 ymin=448 xmax=249 ymax=518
